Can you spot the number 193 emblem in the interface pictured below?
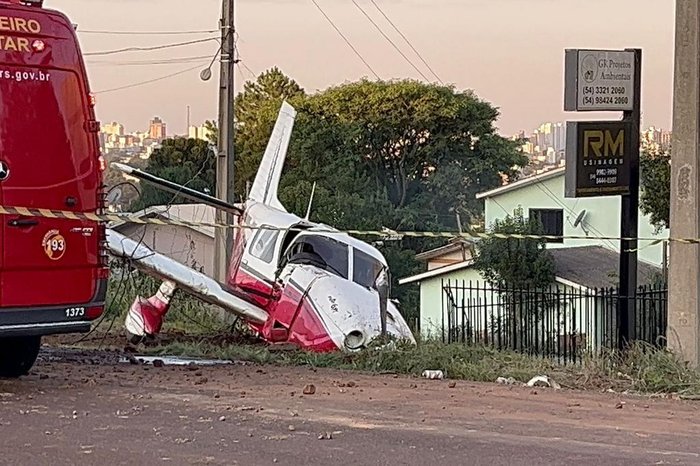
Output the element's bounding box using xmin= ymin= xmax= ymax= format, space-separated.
xmin=42 ymin=229 xmax=66 ymax=261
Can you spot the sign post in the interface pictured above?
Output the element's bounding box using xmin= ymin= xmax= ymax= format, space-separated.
xmin=564 ymin=48 xmax=642 ymax=349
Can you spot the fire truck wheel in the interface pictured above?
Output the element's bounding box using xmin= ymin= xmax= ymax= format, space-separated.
xmin=0 ymin=336 xmax=41 ymax=378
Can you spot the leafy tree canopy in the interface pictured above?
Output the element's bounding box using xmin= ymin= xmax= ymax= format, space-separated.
xmin=475 ymin=208 xmax=555 ymax=289
xmin=640 ymin=148 xmax=671 ymax=232
xmin=134 ymin=68 xmax=527 ymax=322
xmin=131 ymin=137 xmax=215 ymax=211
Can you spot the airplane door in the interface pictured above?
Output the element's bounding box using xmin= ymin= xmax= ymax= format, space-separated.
xmin=237 ymin=225 xmax=281 ymax=304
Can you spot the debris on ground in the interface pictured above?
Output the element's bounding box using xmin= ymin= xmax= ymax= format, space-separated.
xmin=303 ymin=384 xmax=316 ymax=395
xmin=526 ymin=376 xmax=561 ymax=390
xmin=495 ymin=377 xmax=518 ymax=385
xmin=422 ymin=370 xmax=444 ymax=380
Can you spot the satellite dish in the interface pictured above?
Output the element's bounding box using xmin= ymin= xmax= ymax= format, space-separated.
xmin=106 ymin=188 xmax=123 ymax=205
xmin=573 ymin=210 xmax=587 ymax=227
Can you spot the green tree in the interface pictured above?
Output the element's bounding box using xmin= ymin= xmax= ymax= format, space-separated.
xmin=160 ymin=70 xmax=526 ymax=324
xmin=474 ymin=208 xmax=555 ymax=289
xmin=131 ymin=137 xmax=215 ymax=211
xmin=474 ymin=209 xmax=555 ymax=348
xmin=640 ymin=148 xmax=671 ymax=231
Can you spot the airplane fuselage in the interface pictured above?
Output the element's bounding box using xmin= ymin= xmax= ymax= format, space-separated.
xmin=228 ymin=202 xmax=415 ymax=351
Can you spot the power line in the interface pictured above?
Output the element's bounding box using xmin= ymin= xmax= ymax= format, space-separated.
xmin=351 ymin=0 xmax=430 ymax=82
xmin=310 ymin=0 xmax=380 ymax=80
xmin=78 ymin=29 xmax=218 ymax=36
xmin=369 ymin=0 xmax=443 ymax=84
xmin=87 ymin=55 xmax=214 ymax=66
xmin=234 ymin=42 xmax=256 ymax=79
xmin=94 ymin=62 xmax=208 ymax=94
xmin=85 ymin=37 xmax=218 ymax=57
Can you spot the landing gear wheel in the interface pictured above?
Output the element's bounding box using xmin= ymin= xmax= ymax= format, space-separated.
xmin=0 ymin=336 xmax=41 ymax=378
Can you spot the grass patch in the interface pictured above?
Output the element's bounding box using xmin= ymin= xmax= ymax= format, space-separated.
xmin=105 ymin=266 xmax=232 ymax=336
xmin=136 ymin=337 xmax=700 ymax=396
xmin=100 ymin=265 xmax=700 ymax=396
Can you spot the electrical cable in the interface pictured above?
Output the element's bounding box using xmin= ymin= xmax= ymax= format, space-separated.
xmin=84 ymin=37 xmax=218 ymax=57
xmin=93 ymin=62 xmax=209 ymax=95
xmin=87 ymin=55 xmax=214 ymax=66
xmin=310 ymin=0 xmax=380 ymax=79
xmin=79 ymin=29 xmax=218 ymax=36
xmin=368 ymin=0 xmax=443 ymax=84
xmin=351 ymin=0 xmax=430 ymax=81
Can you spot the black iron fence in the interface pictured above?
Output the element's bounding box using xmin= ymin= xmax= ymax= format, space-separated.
xmin=440 ymin=280 xmax=668 ymax=364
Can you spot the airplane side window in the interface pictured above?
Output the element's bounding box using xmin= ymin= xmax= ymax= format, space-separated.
xmin=353 ymin=249 xmax=384 ymax=289
xmin=290 ymin=236 xmax=348 ymax=279
xmin=249 ymin=227 xmax=279 ymax=264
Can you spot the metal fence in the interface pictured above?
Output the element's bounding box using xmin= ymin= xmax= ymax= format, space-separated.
xmin=441 ymin=280 xmax=668 ymax=364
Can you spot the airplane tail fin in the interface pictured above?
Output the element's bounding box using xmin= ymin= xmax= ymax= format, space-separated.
xmin=248 ymin=101 xmax=297 ymax=211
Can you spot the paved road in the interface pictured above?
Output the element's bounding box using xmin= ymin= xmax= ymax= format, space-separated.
xmin=0 ymin=347 xmax=699 ymax=465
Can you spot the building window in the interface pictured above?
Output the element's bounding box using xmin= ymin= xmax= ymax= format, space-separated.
xmin=529 ymin=209 xmax=563 ymax=242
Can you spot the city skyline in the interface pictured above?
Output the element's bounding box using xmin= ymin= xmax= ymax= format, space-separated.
xmin=46 ymin=0 xmax=675 ymax=136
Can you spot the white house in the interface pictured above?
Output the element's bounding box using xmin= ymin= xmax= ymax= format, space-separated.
xmin=399 ymin=168 xmax=668 ymax=350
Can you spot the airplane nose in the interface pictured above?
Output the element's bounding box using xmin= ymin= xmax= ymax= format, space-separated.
xmin=344 ymin=330 xmax=366 ymax=350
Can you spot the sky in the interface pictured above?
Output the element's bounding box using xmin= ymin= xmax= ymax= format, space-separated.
xmin=44 ymin=0 xmax=676 ymax=136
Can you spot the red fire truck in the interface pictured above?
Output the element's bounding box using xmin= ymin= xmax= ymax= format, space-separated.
xmin=0 ymin=0 xmax=108 ymax=376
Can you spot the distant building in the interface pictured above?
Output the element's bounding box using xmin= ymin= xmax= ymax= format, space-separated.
xmin=188 ymin=124 xmax=214 ymax=142
xmin=149 ymin=117 xmax=167 ymax=141
xmin=102 ymin=121 xmax=125 ymax=137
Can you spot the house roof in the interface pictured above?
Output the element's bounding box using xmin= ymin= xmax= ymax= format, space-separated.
xmin=398 ymin=260 xmax=476 ymax=285
xmin=398 ymin=245 xmax=662 ymax=289
xmin=414 ymin=238 xmax=476 ymax=262
xmin=475 ymin=167 xmax=565 ymax=200
xmin=549 ymin=246 xmax=662 ymax=289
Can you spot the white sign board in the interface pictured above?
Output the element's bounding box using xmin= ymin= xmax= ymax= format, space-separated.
xmin=564 ymin=49 xmax=636 ymax=112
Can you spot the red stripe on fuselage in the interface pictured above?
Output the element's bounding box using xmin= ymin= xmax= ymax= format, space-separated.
xmin=233 ymin=269 xmax=338 ymax=352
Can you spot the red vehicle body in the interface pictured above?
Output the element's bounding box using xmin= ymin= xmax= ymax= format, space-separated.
xmin=0 ymin=0 xmax=108 ymax=376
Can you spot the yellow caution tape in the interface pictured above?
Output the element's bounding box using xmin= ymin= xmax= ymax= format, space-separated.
xmin=0 ymin=204 xmax=683 ymax=245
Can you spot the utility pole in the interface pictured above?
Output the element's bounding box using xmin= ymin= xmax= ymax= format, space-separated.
xmin=214 ymin=0 xmax=236 ymax=282
xmin=668 ymin=0 xmax=700 ymax=366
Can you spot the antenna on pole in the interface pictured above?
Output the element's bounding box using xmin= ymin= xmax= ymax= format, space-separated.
xmin=304 ymin=182 xmax=317 ymax=221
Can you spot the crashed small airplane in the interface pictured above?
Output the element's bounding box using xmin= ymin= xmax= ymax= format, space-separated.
xmin=107 ymin=102 xmax=416 ymax=352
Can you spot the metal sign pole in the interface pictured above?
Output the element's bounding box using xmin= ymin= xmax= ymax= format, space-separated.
xmin=618 ymin=48 xmax=642 ymax=348
xmin=564 ymin=47 xmax=642 ymax=350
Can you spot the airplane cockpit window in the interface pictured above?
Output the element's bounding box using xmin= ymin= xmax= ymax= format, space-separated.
xmin=353 ymin=248 xmax=385 ymax=289
xmin=285 ymin=235 xmax=349 ymax=279
xmin=249 ymin=227 xmax=279 ymax=264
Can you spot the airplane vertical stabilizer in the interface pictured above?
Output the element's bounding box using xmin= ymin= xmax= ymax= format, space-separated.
xmin=248 ymin=101 xmax=297 ymax=211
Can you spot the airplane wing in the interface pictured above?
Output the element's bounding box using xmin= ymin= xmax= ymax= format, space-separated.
xmin=248 ymin=101 xmax=298 ymax=211
xmin=106 ymin=229 xmax=269 ymax=325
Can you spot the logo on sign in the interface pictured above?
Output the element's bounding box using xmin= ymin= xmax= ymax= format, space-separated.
xmin=581 ymin=54 xmax=599 ymax=83
xmin=42 ymin=229 xmax=66 ymax=261
xmin=583 ymin=129 xmax=625 ymax=159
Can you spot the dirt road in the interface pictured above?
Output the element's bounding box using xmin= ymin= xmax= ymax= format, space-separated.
xmin=0 ymin=347 xmax=699 ymax=465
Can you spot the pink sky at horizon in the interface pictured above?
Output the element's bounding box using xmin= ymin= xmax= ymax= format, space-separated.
xmin=45 ymin=0 xmax=675 ymax=136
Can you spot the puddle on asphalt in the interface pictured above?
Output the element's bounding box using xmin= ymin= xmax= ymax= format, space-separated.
xmin=120 ymin=355 xmax=234 ymax=366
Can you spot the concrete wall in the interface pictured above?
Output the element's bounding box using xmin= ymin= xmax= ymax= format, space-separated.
xmin=115 ymin=224 xmax=215 ymax=276
xmin=484 ymin=174 xmax=668 ymax=266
